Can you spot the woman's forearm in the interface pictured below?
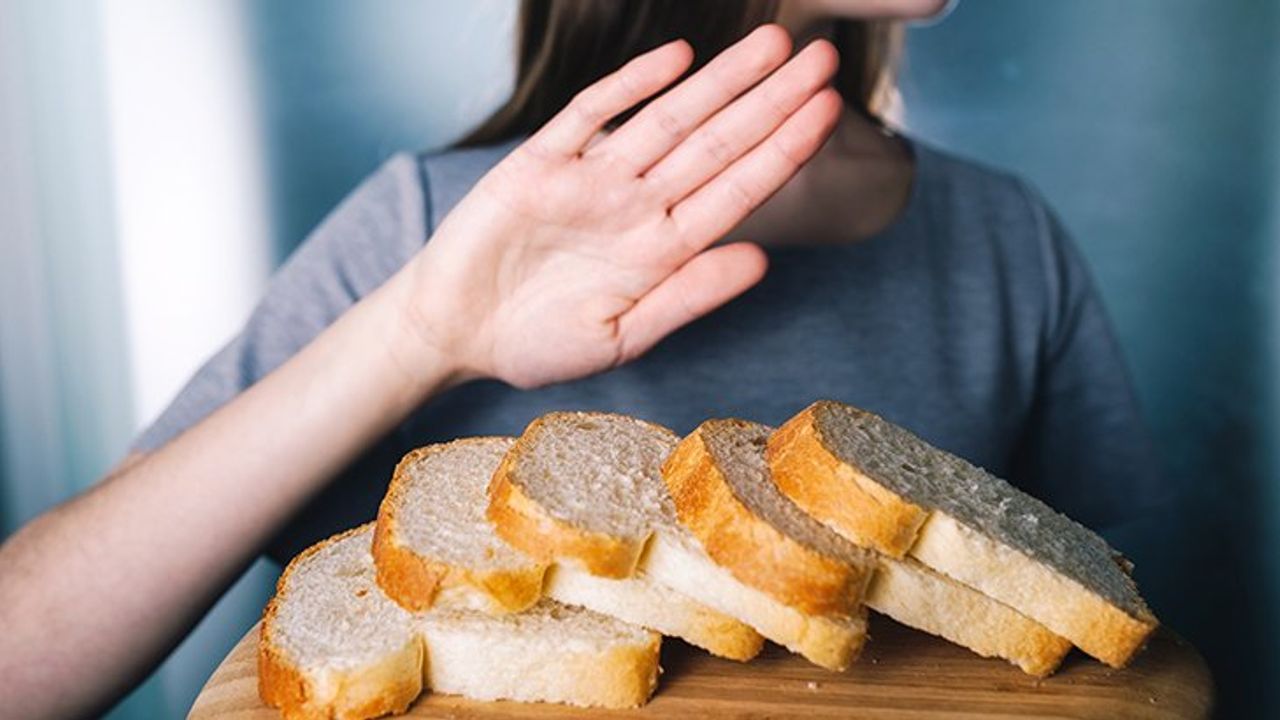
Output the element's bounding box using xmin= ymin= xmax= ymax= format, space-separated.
xmin=0 ymin=262 xmax=462 ymax=720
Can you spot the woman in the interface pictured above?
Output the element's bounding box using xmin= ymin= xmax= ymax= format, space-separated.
xmin=0 ymin=1 xmax=1164 ymax=717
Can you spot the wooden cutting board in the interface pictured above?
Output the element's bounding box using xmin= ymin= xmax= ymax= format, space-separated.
xmin=189 ymin=616 xmax=1211 ymax=719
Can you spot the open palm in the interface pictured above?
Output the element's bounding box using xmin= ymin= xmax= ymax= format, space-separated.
xmin=408 ymin=25 xmax=841 ymax=388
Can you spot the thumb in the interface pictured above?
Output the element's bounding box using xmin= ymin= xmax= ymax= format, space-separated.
xmin=615 ymin=242 xmax=768 ymax=363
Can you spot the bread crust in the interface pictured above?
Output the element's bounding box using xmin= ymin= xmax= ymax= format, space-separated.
xmin=373 ymin=441 xmax=547 ymax=613
xmin=661 ymin=422 xmax=871 ymax=617
xmin=769 ymin=403 xmax=931 ymax=558
xmin=487 ymin=442 xmax=646 ymax=578
xmin=259 ymin=524 xmax=424 ymax=720
xmin=770 ymin=400 xmax=1159 ymax=668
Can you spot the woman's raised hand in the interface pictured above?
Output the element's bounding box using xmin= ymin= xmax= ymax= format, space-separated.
xmin=403 ymin=25 xmax=840 ymax=389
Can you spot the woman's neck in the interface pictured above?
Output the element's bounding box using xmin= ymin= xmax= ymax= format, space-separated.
xmin=725 ymin=107 xmax=915 ymax=248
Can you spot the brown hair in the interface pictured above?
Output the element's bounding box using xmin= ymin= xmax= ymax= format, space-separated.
xmin=458 ymin=0 xmax=901 ymax=147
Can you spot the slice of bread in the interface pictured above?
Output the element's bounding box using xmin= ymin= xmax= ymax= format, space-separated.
xmin=373 ymin=438 xmax=546 ymax=613
xmin=542 ymin=564 xmax=764 ymax=662
xmin=260 ymin=524 xmax=662 ymax=715
xmin=768 ymin=400 xmax=1158 ymax=667
xmin=418 ymin=597 xmax=661 ymax=708
xmin=487 ymin=412 xmax=680 ymax=578
xmin=259 ymin=524 xmax=426 ymax=720
xmin=642 ymin=529 xmax=868 ymax=671
xmin=487 ymin=411 xmax=764 ymax=661
xmin=867 ymin=557 xmax=1072 ymax=677
xmin=662 ymin=418 xmax=877 ymax=618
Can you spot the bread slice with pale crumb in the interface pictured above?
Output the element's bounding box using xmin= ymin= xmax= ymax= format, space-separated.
xmin=657 ymin=418 xmax=875 ymax=670
xmin=868 ymin=557 xmax=1072 ymax=676
xmin=373 ymin=437 xmax=546 ymax=614
xmin=418 ymin=597 xmax=661 ymax=708
xmin=487 ymin=412 xmax=764 ymax=662
xmin=260 ymin=524 xmax=662 ymax=716
xmin=768 ymin=400 xmax=1158 ymax=668
xmin=260 ymin=524 xmax=426 ymax=720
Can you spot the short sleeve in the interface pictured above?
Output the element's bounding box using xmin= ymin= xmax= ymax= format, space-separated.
xmin=129 ymin=154 xmax=429 ymax=453
xmin=1008 ymin=187 xmax=1172 ymax=530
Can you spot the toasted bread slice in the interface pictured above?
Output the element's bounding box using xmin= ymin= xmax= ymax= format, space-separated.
xmin=768 ymin=400 xmax=1158 ymax=667
xmin=373 ymin=438 xmax=546 ymax=613
xmin=487 ymin=411 xmax=764 ymax=661
xmin=259 ymin=524 xmax=426 ymax=720
xmin=261 ymin=525 xmax=661 ymax=714
xmin=868 ymin=557 xmax=1072 ymax=677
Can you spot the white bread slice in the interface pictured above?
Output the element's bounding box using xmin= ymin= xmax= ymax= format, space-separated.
xmin=768 ymin=400 xmax=1158 ymax=667
xmin=658 ymin=418 xmax=875 ymax=670
xmin=662 ymin=418 xmax=876 ymax=615
xmin=373 ymin=438 xmax=547 ymax=613
xmin=260 ymin=524 xmax=426 ymax=720
xmin=867 ymin=557 xmax=1072 ymax=677
xmin=260 ymin=524 xmax=661 ymax=715
xmin=642 ymin=529 xmax=868 ymax=671
xmin=417 ymin=597 xmax=661 ymax=708
xmin=487 ymin=411 xmax=764 ymax=662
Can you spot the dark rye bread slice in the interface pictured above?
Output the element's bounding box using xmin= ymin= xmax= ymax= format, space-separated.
xmin=261 ymin=524 xmax=662 ymax=714
xmin=487 ymin=412 xmax=764 ymax=661
xmin=373 ymin=438 xmax=547 ymax=614
xmin=768 ymin=400 xmax=1158 ymax=667
xmin=658 ymin=418 xmax=874 ymax=670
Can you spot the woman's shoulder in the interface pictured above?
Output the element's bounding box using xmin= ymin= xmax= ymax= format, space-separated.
xmin=908 ymin=136 xmax=1054 ymax=232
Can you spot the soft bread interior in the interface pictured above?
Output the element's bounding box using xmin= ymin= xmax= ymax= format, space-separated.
xmin=771 ymin=400 xmax=1157 ymax=667
xmin=262 ymin=526 xmax=662 ymax=713
xmin=642 ymin=530 xmax=866 ymax=671
xmin=375 ymin=438 xmax=546 ymax=613
xmin=487 ymin=411 xmax=766 ymax=660
xmin=867 ymin=556 xmax=1072 ymax=677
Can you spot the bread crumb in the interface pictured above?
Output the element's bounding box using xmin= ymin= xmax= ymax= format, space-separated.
xmin=806 ymin=681 xmax=820 ymax=691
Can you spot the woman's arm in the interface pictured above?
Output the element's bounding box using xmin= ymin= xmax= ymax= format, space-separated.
xmin=0 ymin=273 xmax=460 ymax=720
xmin=0 ymin=25 xmax=839 ymax=719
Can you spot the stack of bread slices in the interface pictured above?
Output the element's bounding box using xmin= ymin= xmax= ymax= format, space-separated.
xmin=258 ymin=401 xmax=1158 ymax=719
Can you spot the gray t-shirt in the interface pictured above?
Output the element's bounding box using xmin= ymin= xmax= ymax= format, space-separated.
xmin=133 ymin=136 xmax=1165 ymax=564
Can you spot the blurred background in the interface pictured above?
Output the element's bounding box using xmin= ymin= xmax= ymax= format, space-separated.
xmin=0 ymin=1 xmax=1275 ymax=718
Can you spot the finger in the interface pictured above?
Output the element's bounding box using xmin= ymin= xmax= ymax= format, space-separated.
xmin=526 ymin=39 xmax=694 ymax=159
xmin=644 ymin=39 xmax=839 ymax=206
xmin=669 ymin=87 xmax=842 ymax=254
xmin=616 ymin=242 xmax=768 ymax=363
xmin=593 ymin=24 xmax=792 ymax=174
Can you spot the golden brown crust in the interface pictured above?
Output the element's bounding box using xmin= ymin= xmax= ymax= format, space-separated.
xmin=661 ymin=423 xmax=870 ymax=617
xmin=259 ymin=599 xmax=314 ymax=718
xmin=572 ymin=634 xmax=663 ymax=708
xmin=373 ymin=441 xmax=547 ymax=613
xmin=768 ymin=403 xmax=929 ymax=558
xmin=487 ymin=444 xmax=646 ymax=579
xmin=259 ymin=524 xmax=423 ymax=720
xmin=676 ymin=610 xmax=766 ymax=662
